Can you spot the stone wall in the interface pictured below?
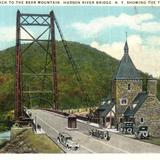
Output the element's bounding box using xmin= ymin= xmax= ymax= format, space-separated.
xmin=147 ymin=79 xmax=157 ymax=96
xmin=114 ymin=79 xmax=142 ymax=119
xmin=112 ymin=80 xmax=116 ymax=99
xmin=135 ymin=96 xmax=160 ymax=137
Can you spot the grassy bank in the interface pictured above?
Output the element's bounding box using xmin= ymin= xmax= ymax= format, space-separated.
xmin=0 ymin=129 xmax=63 ymax=153
xmin=0 ymin=110 xmax=14 ymax=132
xmin=24 ymin=130 xmax=63 ymax=153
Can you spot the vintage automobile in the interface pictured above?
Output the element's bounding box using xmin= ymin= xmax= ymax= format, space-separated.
xmin=134 ymin=125 xmax=149 ymax=139
xmin=89 ymin=128 xmax=110 ymax=141
xmin=120 ymin=122 xmax=134 ymax=134
xmin=57 ymin=132 xmax=79 ymax=150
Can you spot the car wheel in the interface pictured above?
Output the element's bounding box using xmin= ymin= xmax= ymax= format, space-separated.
xmin=57 ymin=138 xmax=60 ymax=143
xmin=67 ymin=145 xmax=71 ymax=150
xmin=107 ymin=136 xmax=110 ymax=141
xmin=74 ymin=146 xmax=79 ymax=151
xmin=127 ymin=128 xmax=133 ymax=134
xmin=120 ymin=128 xmax=123 ymax=132
xmin=143 ymin=132 xmax=148 ymax=138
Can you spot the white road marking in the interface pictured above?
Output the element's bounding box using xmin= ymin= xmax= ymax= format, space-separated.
xmin=98 ymin=138 xmax=130 ymax=153
xmin=31 ymin=111 xmax=95 ymax=153
xmin=35 ymin=114 xmax=59 ymax=134
xmin=79 ymin=145 xmax=95 ymax=153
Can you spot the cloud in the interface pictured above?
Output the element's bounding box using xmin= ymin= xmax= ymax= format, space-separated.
xmin=0 ymin=26 xmax=34 ymax=43
xmin=0 ymin=27 xmax=16 ymax=42
xmin=91 ymin=35 xmax=160 ymax=77
xmin=72 ymin=12 xmax=160 ymax=77
xmin=0 ymin=26 xmax=46 ymax=50
xmin=72 ymin=13 xmax=159 ymax=37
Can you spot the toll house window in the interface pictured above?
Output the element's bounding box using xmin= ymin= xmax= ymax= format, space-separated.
xmin=120 ymin=98 xmax=128 ymax=105
xmin=128 ymin=84 xmax=131 ymax=91
xmin=140 ymin=118 xmax=144 ymax=123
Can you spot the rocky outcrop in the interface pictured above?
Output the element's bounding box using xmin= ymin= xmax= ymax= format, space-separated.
xmin=0 ymin=129 xmax=36 ymax=153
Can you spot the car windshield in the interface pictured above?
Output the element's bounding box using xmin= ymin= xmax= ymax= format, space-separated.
xmin=97 ymin=130 xmax=108 ymax=134
xmin=66 ymin=137 xmax=72 ymax=140
xmin=139 ymin=126 xmax=148 ymax=131
xmin=125 ymin=123 xmax=133 ymax=126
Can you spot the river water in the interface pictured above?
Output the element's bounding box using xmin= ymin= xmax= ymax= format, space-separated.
xmin=0 ymin=131 xmax=10 ymax=144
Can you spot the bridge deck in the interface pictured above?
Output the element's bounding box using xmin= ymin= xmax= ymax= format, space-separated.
xmin=28 ymin=109 xmax=160 ymax=153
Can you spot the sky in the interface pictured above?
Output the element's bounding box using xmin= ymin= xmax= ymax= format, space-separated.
xmin=0 ymin=6 xmax=160 ymax=77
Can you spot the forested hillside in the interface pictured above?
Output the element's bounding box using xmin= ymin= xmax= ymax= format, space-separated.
xmin=0 ymin=41 xmax=159 ymax=121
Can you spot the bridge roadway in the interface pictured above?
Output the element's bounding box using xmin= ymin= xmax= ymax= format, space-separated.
xmin=28 ymin=109 xmax=160 ymax=153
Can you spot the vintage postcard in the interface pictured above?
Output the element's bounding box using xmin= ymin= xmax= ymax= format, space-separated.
xmin=0 ymin=0 xmax=160 ymax=159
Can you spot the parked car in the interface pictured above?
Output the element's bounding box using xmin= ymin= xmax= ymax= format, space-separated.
xmin=57 ymin=132 xmax=79 ymax=150
xmin=89 ymin=128 xmax=110 ymax=141
xmin=134 ymin=125 xmax=149 ymax=139
xmin=120 ymin=122 xmax=134 ymax=134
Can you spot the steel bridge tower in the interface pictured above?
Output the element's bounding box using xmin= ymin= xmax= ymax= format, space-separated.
xmin=15 ymin=11 xmax=58 ymax=121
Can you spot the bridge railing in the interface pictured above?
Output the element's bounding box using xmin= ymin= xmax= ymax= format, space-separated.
xmin=42 ymin=109 xmax=101 ymax=123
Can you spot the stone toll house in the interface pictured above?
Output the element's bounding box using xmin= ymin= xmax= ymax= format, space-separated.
xmin=95 ymin=40 xmax=160 ymax=137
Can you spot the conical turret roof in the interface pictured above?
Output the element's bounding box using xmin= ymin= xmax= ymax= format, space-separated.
xmin=113 ymin=41 xmax=141 ymax=80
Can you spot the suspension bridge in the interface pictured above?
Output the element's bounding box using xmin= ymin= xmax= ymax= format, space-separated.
xmin=15 ymin=10 xmax=91 ymax=121
xmin=13 ymin=10 xmax=160 ymax=153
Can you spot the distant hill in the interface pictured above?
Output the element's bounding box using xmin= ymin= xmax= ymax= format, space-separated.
xmin=0 ymin=41 xmax=159 ymax=113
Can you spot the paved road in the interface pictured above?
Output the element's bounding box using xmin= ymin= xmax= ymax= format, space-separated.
xmin=28 ymin=109 xmax=160 ymax=153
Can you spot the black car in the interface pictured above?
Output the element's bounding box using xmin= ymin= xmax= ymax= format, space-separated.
xmin=134 ymin=125 xmax=149 ymax=139
xmin=89 ymin=128 xmax=110 ymax=141
xmin=120 ymin=122 xmax=134 ymax=134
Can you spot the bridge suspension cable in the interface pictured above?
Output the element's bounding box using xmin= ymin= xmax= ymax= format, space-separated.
xmin=54 ymin=13 xmax=92 ymax=108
